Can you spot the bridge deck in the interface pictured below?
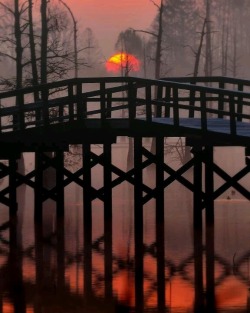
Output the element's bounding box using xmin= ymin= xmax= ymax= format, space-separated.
xmin=0 ymin=117 xmax=249 ymax=151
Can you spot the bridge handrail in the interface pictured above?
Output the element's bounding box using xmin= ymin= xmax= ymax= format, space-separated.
xmin=1 ymin=76 xmax=250 ymax=99
xmin=0 ymin=76 xmax=250 ymax=137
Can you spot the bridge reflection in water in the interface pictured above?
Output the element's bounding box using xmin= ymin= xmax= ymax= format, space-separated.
xmin=0 ymin=149 xmax=250 ymax=313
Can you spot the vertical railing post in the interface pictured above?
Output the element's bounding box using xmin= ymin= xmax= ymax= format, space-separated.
xmin=218 ymin=81 xmax=225 ymax=118
xmin=106 ymin=92 xmax=112 ymax=118
xmin=100 ymin=81 xmax=106 ymax=125
xmin=77 ymin=82 xmax=84 ymax=121
xmin=145 ymin=85 xmax=152 ymax=122
xmin=41 ymin=86 xmax=49 ymax=126
xmin=164 ymin=86 xmax=171 ymax=118
xmin=237 ymin=83 xmax=243 ymax=122
xmin=173 ymin=87 xmax=179 ymax=126
xmin=68 ymin=82 xmax=74 ymax=122
xmin=156 ymin=84 xmax=163 ymax=117
xmin=200 ymin=91 xmax=207 ymax=132
xmin=229 ymin=94 xmax=236 ymax=136
xmin=128 ymin=82 xmax=136 ymax=122
xmin=17 ymin=92 xmax=25 ymax=131
xmin=189 ymin=83 xmax=196 ymax=118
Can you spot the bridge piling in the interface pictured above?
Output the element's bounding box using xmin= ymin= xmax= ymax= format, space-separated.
xmin=133 ymin=136 xmax=144 ymax=313
xmin=155 ymin=136 xmax=166 ymax=312
xmin=9 ymin=157 xmax=18 ymax=217
xmin=82 ymin=143 xmax=93 ymax=298
xmin=192 ymin=146 xmax=203 ymax=229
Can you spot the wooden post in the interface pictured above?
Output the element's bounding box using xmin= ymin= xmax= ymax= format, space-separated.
xmin=55 ymin=150 xmax=64 ymax=218
xmin=41 ymin=87 xmax=49 ymax=126
xmin=173 ymin=87 xmax=180 ymax=126
xmin=34 ymin=221 xmax=44 ymax=312
xmin=35 ymin=151 xmax=43 ymax=222
xmin=128 ymin=82 xmax=136 ymax=123
xmin=189 ymin=83 xmax=196 ymax=118
xmin=82 ymin=143 xmax=92 ymax=297
xmin=77 ymin=82 xmax=84 ymax=121
xmin=205 ymin=223 xmax=215 ymax=312
xmin=237 ymin=83 xmax=243 ymax=122
xmin=155 ymin=136 xmax=165 ymax=313
xmin=204 ymin=147 xmax=215 ymax=311
xmin=104 ymin=142 xmax=113 ymax=298
xmin=68 ymin=82 xmax=74 ymax=122
xmin=134 ymin=136 xmax=144 ymax=313
xmin=192 ymin=146 xmax=203 ymax=229
xmin=146 ymin=85 xmax=152 ymax=122
xmin=100 ymin=82 xmax=106 ymax=125
xmin=205 ymin=146 xmax=214 ymax=226
xmin=218 ymin=81 xmax=225 ymax=118
xmin=9 ymin=217 xmax=26 ymax=313
xmin=56 ymin=217 xmax=65 ymax=292
xmin=193 ymin=227 xmax=204 ymax=313
xmin=9 ymin=157 xmax=18 ymax=216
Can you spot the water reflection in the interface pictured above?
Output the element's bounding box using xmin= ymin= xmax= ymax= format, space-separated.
xmin=0 ymin=144 xmax=250 ymax=312
xmin=0 ymin=198 xmax=250 ymax=313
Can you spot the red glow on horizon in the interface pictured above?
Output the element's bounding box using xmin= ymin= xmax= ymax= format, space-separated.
xmin=106 ymin=52 xmax=140 ymax=73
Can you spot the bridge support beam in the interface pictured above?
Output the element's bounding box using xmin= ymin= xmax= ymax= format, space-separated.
xmin=134 ymin=136 xmax=144 ymax=313
xmin=155 ymin=136 xmax=165 ymax=313
xmin=103 ymin=142 xmax=113 ymax=299
xmin=82 ymin=143 xmax=93 ymax=298
xmin=34 ymin=150 xmax=65 ymax=222
xmin=9 ymin=157 xmax=18 ymax=216
xmin=192 ymin=146 xmax=203 ymax=229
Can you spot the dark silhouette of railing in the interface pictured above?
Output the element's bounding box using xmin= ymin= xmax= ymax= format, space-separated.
xmin=0 ymin=76 xmax=250 ymax=140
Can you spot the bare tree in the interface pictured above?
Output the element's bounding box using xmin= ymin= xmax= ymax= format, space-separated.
xmin=28 ymin=0 xmax=39 ymax=87
xmin=204 ymin=0 xmax=213 ymax=77
xmin=40 ymin=0 xmax=48 ymax=84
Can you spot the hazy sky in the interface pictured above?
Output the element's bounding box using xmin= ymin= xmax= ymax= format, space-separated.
xmin=65 ymin=0 xmax=159 ymax=58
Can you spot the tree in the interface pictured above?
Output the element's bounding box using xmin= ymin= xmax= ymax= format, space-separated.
xmin=115 ymin=28 xmax=143 ymax=59
xmin=81 ymin=27 xmax=102 ymax=76
xmin=0 ymin=0 xmax=99 ymax=90
xmin=40 ymin=0 xmax=48 ymax=84
xmin=204 ymin=0 xmax=213 ymax=77
xmin=28 ymin=0 xmax=39 ymax=87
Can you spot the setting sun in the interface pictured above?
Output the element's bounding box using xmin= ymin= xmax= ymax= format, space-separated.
xmin=106 ymin=52 xmax=140 ymax=73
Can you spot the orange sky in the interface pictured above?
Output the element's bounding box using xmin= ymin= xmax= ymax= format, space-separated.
xmin=64 ymin=0 xmax=159 ymax=58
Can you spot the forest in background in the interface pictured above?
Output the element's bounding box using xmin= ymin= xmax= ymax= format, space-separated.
xmin=0 ymin=0 xmax=250 ymax=91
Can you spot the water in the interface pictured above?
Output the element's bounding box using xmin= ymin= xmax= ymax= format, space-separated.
xmin=0 ymin=139 xmax=250 ymax=312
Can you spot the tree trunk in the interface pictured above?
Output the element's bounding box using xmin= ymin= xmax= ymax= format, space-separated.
xmin=40 ymin=0 xmax=48 ymax=84
xmin=205 ymin=0 xmax=212 ymax=78
xmin=28 ymin=0 xmax=39 ymax=87
xmin=193 ymin=19 xmax=206 ymax=77
xmin=14 ymin=0 xmax=23 ymax=89
xmin=155 ymin=0 xmax=163 ymax=79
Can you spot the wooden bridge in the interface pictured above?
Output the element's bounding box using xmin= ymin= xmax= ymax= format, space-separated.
xmin=0 ymin=76 xmax=250 ymax=225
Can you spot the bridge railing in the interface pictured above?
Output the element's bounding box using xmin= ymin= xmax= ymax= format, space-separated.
xmin=0 ymin=76 xmax=250 ymax=137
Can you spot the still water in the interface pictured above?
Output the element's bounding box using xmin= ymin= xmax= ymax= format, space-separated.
xmin=0 ymin=138 xmax=250 ymax=313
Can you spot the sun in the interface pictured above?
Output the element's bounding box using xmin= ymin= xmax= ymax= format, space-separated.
xmin=106 ymin=52 xmax=140 ymax=73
